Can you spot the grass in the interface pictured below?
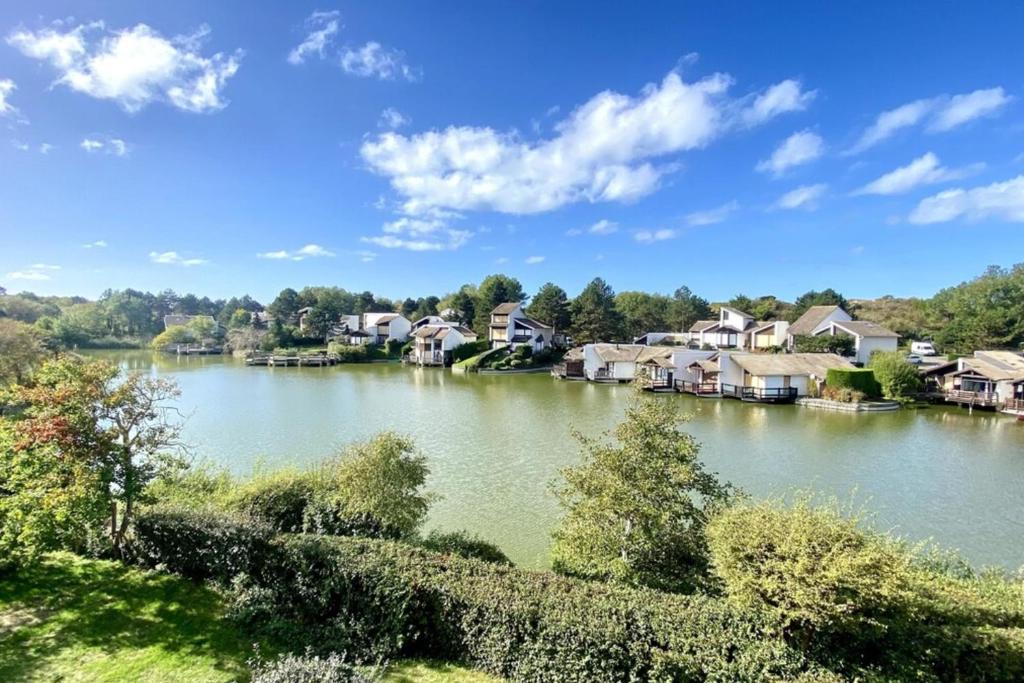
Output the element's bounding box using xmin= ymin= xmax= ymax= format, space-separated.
xmin=0 ymin=553 xmax=498 ymax=682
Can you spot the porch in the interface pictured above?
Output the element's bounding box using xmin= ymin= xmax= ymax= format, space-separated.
xmin=944 ymin=389 xmax=1000 ymax=408
xmin=675 ymin=380 xmax=721 ymax=397
xmin=721 ymin=383 xmax=799 ymax=403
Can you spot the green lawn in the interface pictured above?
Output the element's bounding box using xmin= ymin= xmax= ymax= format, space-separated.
xmin=0 ymin=553 xmax=497 ymax=682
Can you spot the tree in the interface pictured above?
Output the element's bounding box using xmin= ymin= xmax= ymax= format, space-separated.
xmin=3 ymin=358 xmax=185 ymax=560
xmin=413 ymin=296 xmax=440 ymax=321
xmin=527 ymin=283 xmax=571 ymax=331
xmin=551 ymin=389 xmax=731 ymax=592
xmin=473 ymin=274 xmax=525 ymax=335
xmin=672 ymin=286 xmax=712 ymax=331
xmin=790 ymin=289 xmax=850 ymax=321
xmin=569 ymin=278 xmax=623 ymax=343
xmin=228 ymin=308 xmax=252 ymax=329
xmin=268 ymin=288 xmax=302 ymax=323
xmin=929 ymin=264 xmax=1024 ymax=353
xmin=868 ymin=351 xmax=922 ymax=400
xmin=792 ymin=334 xmax=855 ymax=356
xmin=615 ymin=291 xmax=673 ymax=339
xmin=448 ymin=287 xmax=476 ymax=326
xmin=726 ymin=294 xmax=755 ymax=315
xmin=0 ymin=318 xmax=46 ymax=386
xmin=317 ymin=432 xmax=432 ymax=538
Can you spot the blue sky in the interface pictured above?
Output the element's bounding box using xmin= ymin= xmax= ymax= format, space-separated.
xmin=2 ymin=1 xmax=1023 ymax=304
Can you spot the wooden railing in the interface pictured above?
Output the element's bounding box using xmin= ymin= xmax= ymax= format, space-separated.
xmin=648 ymin=377 xmax=673 ymax=390
xmin=945 ymin=389 xmax=999 ymax=405
xmin=1003 ymin=398 xmax=1024 ymax=412
xmin=593 ymin=368 xmax=612 ymax=380
xmin=676 ymin=380 xmax=719 ymax=395
xmin=721 ymin=383 xmax=798 ymax=401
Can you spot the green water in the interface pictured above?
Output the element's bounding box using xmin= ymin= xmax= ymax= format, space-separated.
xmin=89 ymin=350 xmax=1024 ymax=570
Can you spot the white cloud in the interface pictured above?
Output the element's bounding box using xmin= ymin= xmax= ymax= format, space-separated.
xmin=525 ymin=255 xmax=545 ymax=264
xmin=341 ymin=42 xmax=419 ymax=81
xmin=81 ymin=240 xmax=107 ymax=248
xmin=495 ymin=256 xmax=509 ymax=264
xmin=80 ymin=136 xmax=128 ymax=155
xmin=5 ymin=263 xmax=60 ymax=281
xmin=288 ymin=11 xmax=340 ymax=65
xmin=588 ymin=219 xmax=618 ymax=235
xmin=378 ymin=107 xmax=410 ymax=129
xmin=686 ymin=200 xmax=739 ymax=226
xmin=756 ymin=130 xmax=824 ymax=176
xmin=362 ymin=70 xmax=809 ymax=217
xmin=0 ymin=78 xmax=18 ymax=116
xmin=257 ymin=243 xmax=335 ymax=261
xmin=848 ymin=87 xmax=1012 ymax=154
xmin=928 ymin=87 xmax=1012 ymax=132
xmin=11 ymin=140 xmax=29 ymax=151
xmin=776 ymin=183 xmax=827 ymax=210
xmin=362 ymin=229 xmax=471 ymax=251
xmin=634 ymin=228 xmax=676 ymax=244
xmin=854 ymin=152 xmax=981 ymax=196
xmin=741 ymin=79 xmax=816 ymax=127
xmin=149 ymin=250 xmax=208 ymax=266
xmin=909 ymin=175 xmax=1024 ymax=224
xmin=8 ymin=22 xmax=242 ymax=113
xmin=38 ymin=142 xmax=54 ymax=154
xmin=565 ymin=228 xmax=582 ymax=236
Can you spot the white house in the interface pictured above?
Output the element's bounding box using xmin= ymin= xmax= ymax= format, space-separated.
xmin=581 ymin=343 xmax=647 ymax=382
xmin=637 ymin=348 xmax=718 ymax=390
xmin=717 ymin=351 xmax=854 ymax=401
xmin=411 ymin=315 xmax=447 ymax=332
xmin=488 ymin=303 xmax=554 ymax=352
xmin=409 ymin=324 xmax=478 ymax=366
xmin=578 ymin=344 xmax=717 ymax=385
xmin=362 ymin=312 xmax=412 ymax=344
xmin=813 ymin=320 xmax=899 ymax=365
xmin=786 ymin=305 xmax=852 ymax=348
xmin=687 ymin=307 xmax=788 ymax=350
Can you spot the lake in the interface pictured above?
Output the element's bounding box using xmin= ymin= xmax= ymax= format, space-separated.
xmin=88 ymin=350 xmax=1024 ymax=570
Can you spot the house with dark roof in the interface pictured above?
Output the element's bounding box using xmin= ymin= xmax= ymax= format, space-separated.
xmin=488 ymin=302 xmax=554 ymax=352
xmin=813 ymin=319 xmax=899 ymax=364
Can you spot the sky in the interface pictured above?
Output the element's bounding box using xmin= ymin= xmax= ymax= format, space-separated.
xmin=2 ymin=1 xmax=1024 ymax=304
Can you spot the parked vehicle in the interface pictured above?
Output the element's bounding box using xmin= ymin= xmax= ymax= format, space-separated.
xmin=906 ymin=354 xmax=924 ymax=365
xmin=911 ymin=341 xmax=938 ymax=356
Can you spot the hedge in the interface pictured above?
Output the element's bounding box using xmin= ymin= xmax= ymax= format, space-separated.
xmin=825 ymin=368 xmax=881 ymax=398
xmin=129 ymin=509 xmax=815 ymax=681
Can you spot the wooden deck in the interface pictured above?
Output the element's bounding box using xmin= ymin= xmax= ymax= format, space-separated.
xmin=246 ymin=353 xmax=339 ymax=367
xmin=944 ymin=389 xmax=1000 ymax=409
xmin=720 ymin=383 xmax=798 ymax=404
xmin=675 ymin=380 xmax=721 ymax=397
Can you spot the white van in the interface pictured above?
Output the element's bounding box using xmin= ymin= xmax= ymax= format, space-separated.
xmin=910 ymin=341 xmax=937 ymax=356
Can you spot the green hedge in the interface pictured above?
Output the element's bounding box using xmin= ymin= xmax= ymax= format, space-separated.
xmin=129 ymin=510 xmax=813 ymax=680
xmin=825 ymin=368 xmax=881 ymax=398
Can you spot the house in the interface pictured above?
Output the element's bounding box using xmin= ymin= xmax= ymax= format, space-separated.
xmin=488 ymin=303 xmax=554 ymax=352
xmin=634 ymin=331 xmax=689 ymax=346
xmin=786 ymin=305 xmax=852 ymax=348
xmin=637 ymin=349 xmax=718 ymax=391
xmin=580 ymin=343 xmax=646 ymax=382
xmin=576 ymin=344 xmax=716 ymax=386
xmin=362 ymin=312 xmax=412 ymax=344
xmin=924 ymin=351 xmax=1024 ymax=412
xmin=162 ymin=314 xmax=217 ymax=331
xmin=687 ymin=307 xmax=789 ymax=350
xmin=813 ymin=320 xmax=899 ymax=365
xmin=296 ymin=307 xmax=313 ymax=332
xmin=717 ymin=351 xmax=854 ymax=402
xmin=409 ymin=324 xmax=478 ymax=366
xmin=552 ymin=347 xmax=586 ymax=380
xmin=411 ymin=315 xmax=447 ymax=332
xmin=680 ymin=355 xmax=722 ymax=396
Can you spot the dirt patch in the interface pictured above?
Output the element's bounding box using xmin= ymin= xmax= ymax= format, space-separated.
xmin=0 ymin=606 xmax=52 ymax=638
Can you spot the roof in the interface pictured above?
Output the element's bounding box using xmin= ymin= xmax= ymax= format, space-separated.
xmin=492 ymin=302 xmax=521 ymax=315
xmin=691 ymin=359 xmax=720 ymax=372
xmin=347 ymin=330 xmax=370 ymax=337
xmin=689 ymin=319 xmax=718 ymax=333
xmin=788 ymin=305 xmax=843 ymax=337
xmin=592 ymin=343 xmax=646 ymax=363
xmin=728 ymin=352 xmax=854 ymax=377
xmin=830 ymin=320 xmax=899 ymax=339
xmin=720 ymin=306 xmax=754 ymax=319
xmin=373 ymin=313 xmax=400 ymax=323
xmin=454 ymin=326 xmax=477 ymax=338
xmin=636 ymin=347 xmax=675 ymax=367
xmin=960 ymin=351 xmax=1024 ymax=381
xmin=513 ymin=316 xmax=551 ymax=330
xmin=564 ymin=346 xmax=585 ymax=361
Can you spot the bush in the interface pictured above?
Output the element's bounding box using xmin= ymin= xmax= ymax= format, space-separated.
xmin=127 ymin=506 xmax=275 ymax=584
xmin=301 ymin=496 xmax=401 ymax=539
xmin=384 ymin=338 xmax=404 ymax=357
xmin=707 ymin=497 xmax=1024 ymax=681
xmin=868 ymin=350 xmax=922 ymax=400
xmin=451 ymin=340 xmax=488 ymax=363
xmin=825 ymin=368 xmax=880 ymax=398
xmin=820 ymin=386 xmax=867 ymax=403
xmin=328 ymin=344 xmax=372 ymax=363
xmin=248 ymin=648 xmax=373 ymax=683
xmin=793 ymin=335 xmax=856 ymax=356
xmin=418 ymin=529 xmax=511 ymax=564
xmin=231 ymin=471 xmax=318 ymax=532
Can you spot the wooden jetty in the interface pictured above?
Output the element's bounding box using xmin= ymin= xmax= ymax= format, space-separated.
xmin=169 ymin=343 xmax=223 ymax=356
xmin=247 ymin=353 xmax=338 ymax=367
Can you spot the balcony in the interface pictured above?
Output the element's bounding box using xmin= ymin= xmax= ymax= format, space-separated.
xmin=945 ymin=389 xmax=1000 ymax=407
xmin=1003 ymin=398 xmax=1024 ymax=414
xmin=676 ymin=380 xmax=720 ymax=396
xmin=721 ymin=383 xmax=798 ymax=403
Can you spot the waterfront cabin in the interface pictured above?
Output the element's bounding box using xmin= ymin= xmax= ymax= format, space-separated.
xmin=638 ymin=348 xmax=718 ymax=391
xmin=681 ymin=356 xmax=722 ymax=396
xmin=580 ymin=343 xmax=646 ymax=382
xmin=812 ymin=320 xmax=899 ymax=365
xmin=926 ymin=351 xmax=1024 ymax=412
xmin=552 ymin=347 xmax=586 ymax=380
xmin=362 ymin=312 xmax=412 ymax=345
xmin=687 ymin=307 xmax=788 ymax=351
xmin=786 ymin=305 xmax=852 ymax=348
xmin=409 ymin=324 xmax=478 ymax=366
xmin=717 ymin=352 xmax=854 ymax=402
xmin=488 ymin=303 xmax=554 ymax=353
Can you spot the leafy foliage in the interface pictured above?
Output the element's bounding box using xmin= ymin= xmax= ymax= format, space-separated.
xmin=248 ymin=648 xmax=373 ymax=683
xmin=0 ymin=318 xmax=46 ymax=385
xmin=825 ymin=368 xmax=881 ymax=398
xmin=929 ymin=264 xmax=1024 ymax=353
xmin=792 ymin=334 xmax=856 ymax=356
xmin=418 ymin=529 xmax=511 ymax=564
xmin=868 ymin=350 xmax=923 ymax=400
xmin=551 ymin=388 xmax=731 ymax=593
xmin=568 ymin=277 xmax=623 ymax=343
xmin=526 ymin=282 xmax=570 ymax=331
xmin=472 ymin=274 xmax=525 ymax=335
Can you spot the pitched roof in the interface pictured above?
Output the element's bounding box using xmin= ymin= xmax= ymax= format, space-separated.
xmin=637 ymin=347 xmax=675 ymax=367
xmin=374 ymin=313 xmax=400 ymax=323
xmin=728 ymin=352 xmax=854 ymax=377
xmin=788 ymin=305 xmax=844 ymax=337
xmin=720 ymin=305 xmax=754 ymax=319
xmin=513 ymin=316 xmax=552 ymax=330
xmin=689 ymin=319 xmax=718 ymax=333
xmin=831 ymin=320 xmax=899 ymax=339
xmin=492 ymin=302 xmax=521 ymax=314
xmin=564 ymin=346 xmax=585 ymax=360
xmin=962 ymin=351 xmax=1024 ymax=381
xmin=593 ymin=343 xmax=646 ymax=363
xmin=693 ymin=359 xmax=720 ymax=373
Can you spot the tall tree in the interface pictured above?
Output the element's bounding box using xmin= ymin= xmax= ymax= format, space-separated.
xmin=448 ymin=288 xmax=476 ymax=326
xmin=726 ymin=294 xmax=756 ymax=315
xmin=552 ymin=389 xmax=731 ymax=593
xmin=268 ymin=288 xmax=302 ymax=322
xmin=672 ymin=286 xmax=712 ymax=331
xmin=790 ymin=288 xmax=850 ymax=321
xmin=527 ymin=283 xmax=571 ymax=331
xmin=0 ymin=319 xmax=46 ymax=386
xmin=569 ymin=278 xmax=623 ymax=343
xmin=615 ymin=291 xmax=673 ymax=339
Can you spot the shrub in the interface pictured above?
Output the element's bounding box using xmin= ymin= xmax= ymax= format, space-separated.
xmin=301 ymin=496 xmax=401 ymax=540
xmin=868 ymin=350 xmax=922 ymax=400
xmin=793 ymin=335 xmax=856 ymax=356
xmin=825 ymin=368 xmax=880 ymax=398
xmin=820 ymin=386 xmax=866 ymax=403
xmin=127 ymin=506 xmax=275 ymax=584
xmin=418 ymin=529 xmax=511 ymax=564
xmin=248 ymin=648 xmax=373 ymax=683
xmin=231 ymin=471 xmax=318 ymax=533
xmin=328 ymin=345 xmax=372 ymax=363
xmin=145 ymin=461 xmax=235 ymax=510
xmin=384 ymin=338 xmax=404 ymax=357
xmin=509 ymin=359 xmax=523 ymax=368
xmin=451 ymin=340 xmax=488 ymax=363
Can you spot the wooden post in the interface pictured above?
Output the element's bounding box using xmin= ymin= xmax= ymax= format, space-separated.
xmin=110 ymin=501 xmax=117 ymax=539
